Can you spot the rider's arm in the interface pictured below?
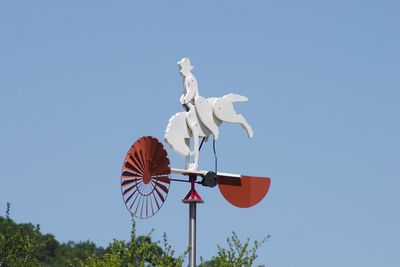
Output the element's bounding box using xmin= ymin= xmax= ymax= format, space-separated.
xmin=182 ymin=76 xmax=197 ymax=104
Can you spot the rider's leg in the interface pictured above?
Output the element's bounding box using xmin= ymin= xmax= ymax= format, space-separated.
xmin=195 ymin=97 xmax=220 ymax=140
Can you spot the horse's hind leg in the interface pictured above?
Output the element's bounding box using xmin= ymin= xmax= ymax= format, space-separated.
xmin=232 ymin=114 xmax=254 ymax=138
xmin=213 ymin=99 xmax=254 ymax=138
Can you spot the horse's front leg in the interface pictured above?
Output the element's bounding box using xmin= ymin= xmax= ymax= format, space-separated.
xmin=185 ymin=106 xmax=200 ymax=171
xmin=188 ymin=132 xmax=199 ymax=171
xmin=184 ymin=138 xmax=191 ymax=170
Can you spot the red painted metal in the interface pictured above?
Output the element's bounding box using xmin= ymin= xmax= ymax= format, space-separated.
xmin=121 ymin=136 xmax=271 ymax=216
xmin=121 ymin=136 xmax=171 ymax=219
xmin=218 ymin=175 xmax=271 ymax=208
xmin=182 ymin=175 xmax=204 ymax=203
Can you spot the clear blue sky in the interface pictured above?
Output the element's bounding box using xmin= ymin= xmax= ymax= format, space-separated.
xmin=1 ymin=1 xmax=399 ymax=266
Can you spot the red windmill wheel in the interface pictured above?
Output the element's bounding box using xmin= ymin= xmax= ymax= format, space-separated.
xmin=121 ymin=136 xmax=171 ymax=219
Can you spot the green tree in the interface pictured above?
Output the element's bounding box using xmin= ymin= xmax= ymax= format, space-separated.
xmin=41 ymin=240 xmax=104 ymax=266
xmin=0 ymin=203 xmax=45 ymax=267
xmin=199 ymin=232 xmax=269 ymax=267
xmin=70 ymin=218 xmax=186 ymax=267
xmin=1 ymin=202 xmax=267 ymax=266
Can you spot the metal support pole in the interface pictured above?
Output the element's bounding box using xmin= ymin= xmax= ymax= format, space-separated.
xmin=182 ymin=174 xmax=203 ymax=267
xmin=189 ymin=202 xmax=197 ymax=267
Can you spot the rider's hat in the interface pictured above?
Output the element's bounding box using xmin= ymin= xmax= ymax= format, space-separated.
xmin=177 ymin=57 xmax=194 ymax=70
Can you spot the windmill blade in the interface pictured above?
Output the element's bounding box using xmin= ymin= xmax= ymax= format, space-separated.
xmin=121 ymin=136 xmax=171 ymax=219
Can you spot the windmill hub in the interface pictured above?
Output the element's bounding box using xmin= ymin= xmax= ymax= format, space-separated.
xmin=143 ymin=169 xmax=151 ymax=184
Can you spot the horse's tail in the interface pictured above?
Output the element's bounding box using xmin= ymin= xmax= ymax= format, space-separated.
xmin=223 ymin=93 xmax=248 ymax=102
xmin=164 ymin=112 xmax=191 ymax=156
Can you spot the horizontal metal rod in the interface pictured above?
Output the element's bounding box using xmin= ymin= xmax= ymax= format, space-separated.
xmin=170 ymin=178 xmax=201 ymax=184
xmin=171 ymin=167 xmax=241 ymax=178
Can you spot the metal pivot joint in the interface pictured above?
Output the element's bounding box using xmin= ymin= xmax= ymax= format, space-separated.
xmin=182 ymin=175 xmax=203 ymax=267
xmin=201 ymin=171 xmax=217 ymax=187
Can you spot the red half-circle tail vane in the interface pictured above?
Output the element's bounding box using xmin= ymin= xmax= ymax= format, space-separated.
xmin=218 ymin=175 xmax=271 ymax=208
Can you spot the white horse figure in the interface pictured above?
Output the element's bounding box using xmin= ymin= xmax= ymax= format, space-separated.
xmin=164 ymin=58 xmax=253 ymax=171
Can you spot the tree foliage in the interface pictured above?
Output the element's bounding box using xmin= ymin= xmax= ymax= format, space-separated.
xmin=70 ymin=219 xmax=186 ymax=267
xmin=0 ymin=203 xmax=103 ymax=267
xmin=0 ymin=203 xmax=44 ymax=267
xmin=0 ymin=203 xmax=268 ymax=266
xmin=199 ymin=232 xmax=269 ymax=267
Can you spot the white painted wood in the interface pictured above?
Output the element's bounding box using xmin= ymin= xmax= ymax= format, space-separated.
xmin=178 ymin=57 xmax=198 ymax=106
xmin=195 ymin=96 xmax=220 ymax=139
xmin=213 ymin=94 xmax=254 ymax=138
xmin=164 ymin=112 xmax=191 ymax=156
xmin=165 ymin=57 xmax=254 ymax=171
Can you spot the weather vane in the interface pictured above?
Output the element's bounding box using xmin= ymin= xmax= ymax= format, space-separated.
xmin=120 ymin=58 xmax=271 ymax=267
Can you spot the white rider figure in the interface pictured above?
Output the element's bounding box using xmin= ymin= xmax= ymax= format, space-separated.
xmin=178 ymin=58 xmax=198 ymax=113
xmin=165 ymin=58 xmax=254 ymax=171
xmin=177 ymin=58 xmax=219 ymax=170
